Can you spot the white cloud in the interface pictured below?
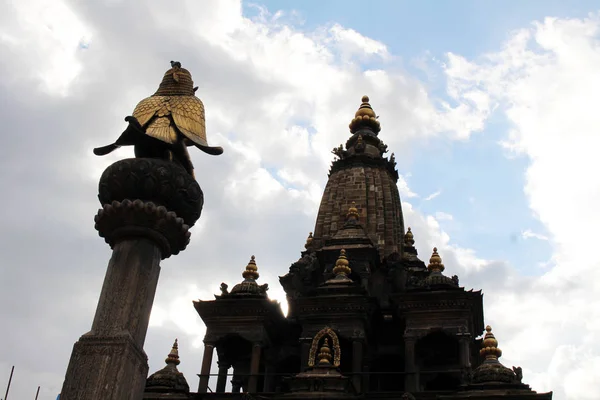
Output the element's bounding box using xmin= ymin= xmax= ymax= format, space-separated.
xmin=444 ymin=12 xmax=600 ymax=399
xmin=522 ymin=229 xmax=549 ymax=241
xmin=424 ymin=189 xmax=442 ymax=201
xmin=435 ymin=211 xmax=453 ymax=221
xmin=0 ymin=0 xmax=91 ymax=96
xmin=398 ymin=175 xmax=419 ymax=198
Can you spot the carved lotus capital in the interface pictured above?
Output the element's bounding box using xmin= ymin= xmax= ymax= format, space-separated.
xmin=98 ymin=158 xmax=203 ymax=227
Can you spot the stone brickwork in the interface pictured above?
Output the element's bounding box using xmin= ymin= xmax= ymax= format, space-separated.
xmin=314 ymin=160 xmax=404 ymax=258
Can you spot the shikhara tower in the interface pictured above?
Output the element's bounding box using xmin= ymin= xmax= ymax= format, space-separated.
xmin=144 ymin=96 xmax=552 ymax=399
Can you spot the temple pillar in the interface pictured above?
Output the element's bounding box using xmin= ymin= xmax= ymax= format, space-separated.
xmin=300 ymin=340 xmax=311 ymax=370
xmin=459 ymin=335 xmax=472 ymax=368
xmin=198 ymin=343 xmax=215 ymax=393
xmin=263 ymin=362 xmax=275 ymax=392
xmin=352 ymin=340 xmax=363 ymax=392
xmin=362 ymin=364 xmax=371 ymax=393
xmin=216 ymin=358 xmax=230 ymax=393
xmin=60 ymin=159 xmax=201 ymax=400
xmin=404 ymin=337 xmax=419 ymax=392
xmin=248 ymin=343 xmax=262 ymax=392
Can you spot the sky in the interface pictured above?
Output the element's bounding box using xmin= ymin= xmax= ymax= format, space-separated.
xmin=0 ymin=0 xmax=599 ymax=399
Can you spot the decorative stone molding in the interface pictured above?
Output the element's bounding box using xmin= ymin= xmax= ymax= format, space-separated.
xmin=98 ymin=158 xmax=203 ymax=227
xmin=94 ymin=200 xmax=191 ymax=259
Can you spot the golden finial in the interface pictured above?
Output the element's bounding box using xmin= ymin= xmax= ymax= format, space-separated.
xmin=317 ymin=338 xmax=333 ymax=365
xmin=479 ymin=325 xmax=503 ymax=360
xmin=346 ymin=202 xmax=359 ymax=221
xmin=242 ymin=255 xmax=259 ymax=280
xmin=404 ymin=227 xmax=415 ymax=246
xmin=333 ymin=249 xmax=352 ymax=277
xmin=355 ymin=96 xmax=376 ymax=118
xmin=305 ymin=232 xmax=314 ymax=249
xmin=165 ymin=338 xmax=180 ymax=366
xmin=349 ymin=95 xmax=381 ymax=133
xmin=428 ymin=247 xmax=445 ymax=272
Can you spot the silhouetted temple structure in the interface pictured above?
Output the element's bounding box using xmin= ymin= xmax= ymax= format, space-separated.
xmin=142 ymin=96 xmax=552 ymax=400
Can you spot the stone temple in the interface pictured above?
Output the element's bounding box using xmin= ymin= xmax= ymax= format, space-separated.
xmin=60 ymin=63 xmax=552 ymax=400
xmin=149 ymin=97 xmax=552 ymax=399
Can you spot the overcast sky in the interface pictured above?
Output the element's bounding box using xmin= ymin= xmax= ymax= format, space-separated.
xmin=1 ymin=1 xmax=599 ymax=399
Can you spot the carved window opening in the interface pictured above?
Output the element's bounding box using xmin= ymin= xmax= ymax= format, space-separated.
xmin=274 ymin=355 xmax=300 ymax=392
xmin=370 ymin=354 xmax=405 ymax=392
xmin=415 ymin=331 xmax=461 ymax=391
xmin=365 ymin=316 xmax=404 ymax=392
xmin=338 ymin=336 xmax=353 ymax=375
xmin=216 ymin=334 xmax=252 ymax=393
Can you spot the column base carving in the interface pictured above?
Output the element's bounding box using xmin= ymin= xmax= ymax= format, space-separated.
xmin=60 ymin=334 xmax=148 ymax=400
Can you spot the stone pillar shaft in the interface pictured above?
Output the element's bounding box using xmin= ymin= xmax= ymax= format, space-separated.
xmin=216 ymin=364 xmax=229 ymax=393
xmin=198 ymin=343 xmax=215 ymax=393
xmin=248 ymin=343 xmax=262 ymax=392
xmin=352 ymin=340 xmax=363 ymax=392
xmin=60 ymin=238 xmax=162 ymax=400
xmin=91 ymin=239 xmax=162 ymax=343
xmin=404 ymin=337 xmax=418 ymax=392
xmin=459 ymin=336 xmax=472 ymax=368
xmin=263 ymin=363 xmax=274 ymax=393
xmin=300 ymin=341 xmax=311 ymax=370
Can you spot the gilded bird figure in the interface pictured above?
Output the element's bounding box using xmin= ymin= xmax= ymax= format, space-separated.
xmin=93 ymin=61 xmax=223 ymax=177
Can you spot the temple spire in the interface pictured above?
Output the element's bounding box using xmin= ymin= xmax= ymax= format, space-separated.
xmin=144 ymin=338 xmax=190 ymax=394
xmin=480 ymin=325 xmax=502 ymax=361
xmin=333 ymin=249 xmax=352 ymax=278
xmin=227 ymin=255 xmax=268 ymax=296
xmin=318 ymin=338 xmax=333 ymax=366
xmin=325 ymin=249 xmax=354 ymax=285
xmin=165 ymin=339 xmax=180 ymax=366
xmin=403 ymin=227 xmax=415 ymax=247
xmin=305 ymin=232 xmax=314 ymax=250
xmin=242 ymin=255 xmax=259 ymax=281
xmin=349 ymin=95 xmax=381 ymax=134
xmin=428 ymin=247 xmax=445 ymax=273
xmin=470 ymin=325 xmax=526 ymax=385
xmin=346 ymin=202 xmax=360 ymax=224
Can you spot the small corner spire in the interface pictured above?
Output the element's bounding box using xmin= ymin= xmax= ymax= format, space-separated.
xmin=346 ymin=202 xmax=359 ymax=223
xmin=165 ymin=338 xmax=180 ymax=366
xmin=349 ymin=95 xmax=381 ymax=134
xmin=242 ymin=255 xmax=259 ymax=281
xmin=428 ymin=247 xmax=445 ymax=273
xmin=333 ymin=249 xmax=352 ymax=278
xmin=305 ymin=232 xmax=314 ymax=250
xmin=480 ymin=325 xmax=503 ymax=360
xmin=403 ymin=227 xmax=415 ymax=247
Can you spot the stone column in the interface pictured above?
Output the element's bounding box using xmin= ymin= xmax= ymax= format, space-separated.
xmin=198 ymin=343 xmax=215 ymax=393
xmin=458 ymin=334 xmax=472 ymax=384
xmin=300 ymin=340 xmax=311 ymax=371
xmin=248 ymin=343 xmax=262 ymax=392
xmin=60 ymin=159 xmax=203 ymax=400
xmin=352 ymin=340 xmax=363 ymax=392
xmin=216 ymin=357 xmax=230 ymax=393
xmin=404 ymin=337 xmax=418 ymax=392
xmin=458 ymin=335 xmax=472 ymax=368
xmin=262 ymin=350 xmax=275 ymax=393
xmin=263 ymin=363 xmax=274 ymax=393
